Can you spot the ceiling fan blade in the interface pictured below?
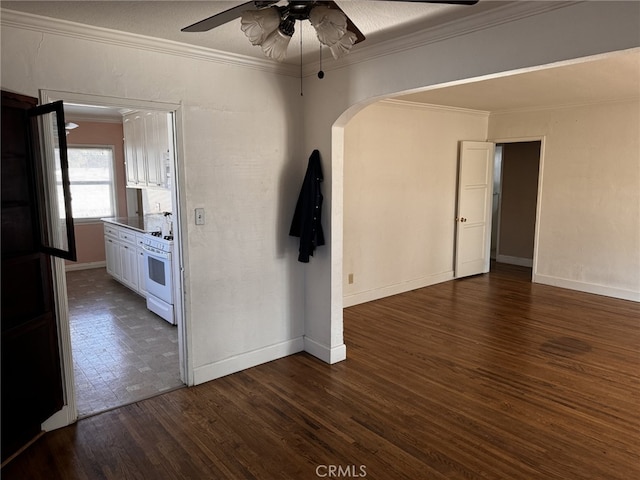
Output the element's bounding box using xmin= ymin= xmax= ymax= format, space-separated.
xmin=345 ymin=16 xmax=366 ymax=45
xmin=182 ymin=1 xmax=279 ymax=33
xmin=329 ymin=0 xmax=478 ymax=45
xmin=322 ymin=1 xmax=366 ymax=44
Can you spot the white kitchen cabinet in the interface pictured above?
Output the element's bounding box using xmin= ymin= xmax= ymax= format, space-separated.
xmin=136 ymin=233 xmax=147 ymax=297
xmin=103 ymin=222 xmax=146 ymax=297
xmin=105 ymin=235 xmax=122 ymax=281
xmin=123 ymin=110 xmax=171 ymax=189
xmin=118 ymin=229 xmax=138 ymax=291
xmin=119 ymin=242 xmax=138 ymax=291
xmin=123 ymin=116 xmax=135 ymax=185
xmin=143 ymin=112 xmax=167 ymax=187
xmin=123 ymin=113 xmax=144 ymax=187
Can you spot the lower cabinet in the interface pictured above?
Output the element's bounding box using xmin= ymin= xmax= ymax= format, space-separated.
xmin=120 ymin=242 xmax=138 ymax=291
xmin=104 ymin=223 xmax=146 ymax=297
xmin=105 ymin=235 xmax=122 ymax=281
xmin=137 ymin=247 xmax=147 ymax=297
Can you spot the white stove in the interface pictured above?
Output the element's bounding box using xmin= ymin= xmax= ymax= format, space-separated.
xmin=142 ymin=231 xmax=176 ymax=325
xmin=143 ymin=231 xmax=174 ymax=254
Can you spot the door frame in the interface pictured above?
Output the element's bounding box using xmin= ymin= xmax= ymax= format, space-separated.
xmin=488 ymin=135 xmax=546 ymax=282
xmin=491 ymin=144 xmax=503 ymax=262
xmin=38 ymin=90 xmax=191 ymax=431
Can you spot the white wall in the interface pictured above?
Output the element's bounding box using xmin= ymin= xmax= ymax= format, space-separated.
xmin=343 ymin=101 xmax=488 ymax=306
xmin=2 ymin=0 xmax=639 ymax=390
xmin=489 ymin=100 xmax=640 ymax=301
xmin=300 ymin=1 xmax=640 ymax=358
xmin=342 ymin=97 xmax=640 ymax=305
xmin=142 ymin=189 xmax=172 ymax=215
xmin=1 ymin=17 xmax=307 ymax=385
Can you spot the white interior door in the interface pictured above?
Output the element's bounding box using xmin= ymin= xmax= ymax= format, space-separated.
xmin=455 ymin=141 xmax=495 ymax=278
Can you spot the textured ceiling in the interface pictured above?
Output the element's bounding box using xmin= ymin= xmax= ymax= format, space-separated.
xmin=5 ymin=1 xmax=637 ymax=116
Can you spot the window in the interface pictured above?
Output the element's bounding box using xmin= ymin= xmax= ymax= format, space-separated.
xmin=66 ymin=146 xmax=116 ymax=220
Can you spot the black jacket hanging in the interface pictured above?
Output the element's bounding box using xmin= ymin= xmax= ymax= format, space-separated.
xmin=289 ymin=149 xmax=325 ymax=263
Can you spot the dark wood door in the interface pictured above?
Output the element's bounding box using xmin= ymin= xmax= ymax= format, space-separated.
xmin=1 ymin=91 xmax=65 ymax=462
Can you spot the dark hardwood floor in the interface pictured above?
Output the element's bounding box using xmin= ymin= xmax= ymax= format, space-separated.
xmin=3 ymin=264 xmax=639 ymax=479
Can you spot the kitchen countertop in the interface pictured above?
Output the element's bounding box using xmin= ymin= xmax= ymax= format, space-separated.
xmin=102 ymin=216 xmax=157 ymax=234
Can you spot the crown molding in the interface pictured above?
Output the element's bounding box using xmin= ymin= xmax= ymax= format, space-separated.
xmin=2 ymin=2 xmax=579 ymax=80
xmin=489 ymin=94 xmax=640 ymax=116
xmin=380 ymin=98 xmax=489 ymax=117
xmin=302 ymin=1 xmax=580 ymax=78
xmin=383 ymin=92 xmax=640 ymax=118
xmin=0 ymin=8 xmax=299 ymax=77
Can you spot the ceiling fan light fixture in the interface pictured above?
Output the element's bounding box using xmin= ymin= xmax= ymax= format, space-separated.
xmin=183 ymin=0 xmax=480 ymax=62
xmin=309 ymin=6 xmax=347 ymax=47
xmin=328 ymin=30 xmax=357 ymax=59
xmin=260 ymin=17 xmax=295 ymax=62
xmin=240 ymin=7 xmax=280 ymax=45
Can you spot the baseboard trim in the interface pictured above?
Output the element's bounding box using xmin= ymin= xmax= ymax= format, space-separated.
xmin=192 ymin=337 xmax=304 ymax=385
xmin=534 ymin=274 xmax=640 ymax=302
xmin=496 ymin=255 xmax=533 ymax=267
xmin=42 ymin=405 xmax=77 ymax=432
xmin=304 ymin=336 xmax=347 ymax=364
xmin=65 ymin=261 xmax=106 ymax=271
xmin=343 ymin=270 xmax=454 ymax=307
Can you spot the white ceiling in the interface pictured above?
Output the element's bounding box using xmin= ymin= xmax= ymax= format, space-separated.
xmin=395 ymin=50 xmax=640 ymax=112
xmin=1 ymin=0 xmax=498 ymax=64
xmin=5 ymin=1 xmax=637 ymax=116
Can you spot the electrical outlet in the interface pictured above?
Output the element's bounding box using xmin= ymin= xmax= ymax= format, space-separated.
xmin=348 ymin=273 xmax=354 ymax=284
xmin=195 ymin=208 xmax=205 ymax=225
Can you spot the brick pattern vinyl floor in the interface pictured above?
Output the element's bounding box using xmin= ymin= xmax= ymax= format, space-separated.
xmin=66 ymin=268 xmax=183 ymax=417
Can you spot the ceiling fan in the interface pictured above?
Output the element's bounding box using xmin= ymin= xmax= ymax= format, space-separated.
xmin=182 ymin=1 xmax=479 ymax=62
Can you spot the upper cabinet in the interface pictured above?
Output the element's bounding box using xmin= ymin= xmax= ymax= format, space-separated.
xmin=123 ymin=113 xmax=141 ymax=186
xmin=123 ymin=110 xmax=173 ymax=189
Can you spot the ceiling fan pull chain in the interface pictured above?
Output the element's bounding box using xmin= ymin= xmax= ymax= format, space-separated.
xmin=318 ymin=44 xmax=325 ymax=79
xmin=300 ymin=21 xmax=304 ymax=96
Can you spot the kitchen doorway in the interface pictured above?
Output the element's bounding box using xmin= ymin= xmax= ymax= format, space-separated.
xmin=66 ymin=268 xmax=182 ymax=416
xmin=491 ymin=140 xmax=542 ymax=276
xmin=40 ymin=90 xmax=188 ymax=420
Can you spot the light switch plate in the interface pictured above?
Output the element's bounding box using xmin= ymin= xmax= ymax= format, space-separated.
xmin=195 ymin=208 xmax=205 ymax=225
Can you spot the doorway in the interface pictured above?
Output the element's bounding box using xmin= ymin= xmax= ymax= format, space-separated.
xmin=66 ymin=268 xmax=182 ymax=416
xmin=491 ymin=140 xmax=542 ymax=274
xmin=40 ymin=90 xmax=188 ymax=421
